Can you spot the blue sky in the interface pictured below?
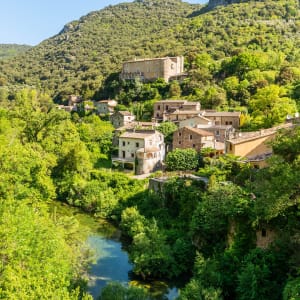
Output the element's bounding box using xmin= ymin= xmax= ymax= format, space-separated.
xmin=0 ymin=0 xmax=205 ymax=46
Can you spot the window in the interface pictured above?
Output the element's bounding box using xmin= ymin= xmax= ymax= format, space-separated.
xmin=127 ymin=141 xmax=130 ymax=145
xmin=229 ymin=144 xmax=232 ymax=151
xmin=158 ymin=105 xmax=160 ymax=110
xmin=190 ymin=135 xmax=193 ymax=140
xmin=261 ymin=229 xmax=267 ymax=237
xmin=166 ymin=105 xmax=169 ymax=110
xmin=229 ymin=121 xmax=233 ymax=125
xmin=131 ymin=153 xmax=135 ymax=158
xmin=179 ymin=132 xmax=182 ymax=137
xmin=179 ymin=141 xmax=181 ymax=145
xmin=122 ymin=141 xmax=125 ymax=146
xmin=192 ymin=144 xmax=195 ymax=148
xmin=157 ymin=113 xmax=160 ymax=117
xmin=171 ymin=63 xmax=174 ymax=70
xmin=216 ymin=130 xmax=220 ymax=136
xmin=136 ymin=142 xmax=139 ymax=147
xmin=225 ymin=121 xmax=228 ymax=125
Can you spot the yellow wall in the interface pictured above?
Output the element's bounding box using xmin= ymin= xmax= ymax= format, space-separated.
xmin=228 ymin=134 xmax=274 ymax=158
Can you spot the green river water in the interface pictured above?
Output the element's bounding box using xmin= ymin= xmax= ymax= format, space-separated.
xmin=52 ymin=203 xmax=180 ymax=299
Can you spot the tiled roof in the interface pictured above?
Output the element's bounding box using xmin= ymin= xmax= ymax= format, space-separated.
xmin=227 ymin=123 xmax=293 ymax=144
xmin=169 ymin=110 xmax=201 ymax=115
xmin=117 ymin=111 xmax=133 ymax=116
xmin=202 ymin=111 xmax=241 ymax=117
xmin=124 ymin=57 xmax=180 ymax=63
xmin=184 ymin=126 xmax=214 ymax=136
xmin=120 ymin=131 xmax=157 ymax=139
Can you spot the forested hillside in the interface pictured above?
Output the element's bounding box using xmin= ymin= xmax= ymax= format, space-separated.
xmin=0 ymin=44 xmax=31 ymax=60
xmin=0 ymin=0 xmax=299 ymax=105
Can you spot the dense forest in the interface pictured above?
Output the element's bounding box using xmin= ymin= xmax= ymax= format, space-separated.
xmin=1 ymin=87 xmax=299 ymax=299
xmin=0 ymin=0 xmax=300 ymax=299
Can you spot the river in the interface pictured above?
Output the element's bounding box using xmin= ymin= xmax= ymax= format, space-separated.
xmin=53 ymin=203 xmax=180 ymax=299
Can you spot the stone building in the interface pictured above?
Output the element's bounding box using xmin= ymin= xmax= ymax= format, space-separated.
xmin=197 ymin=124 xmax=234 ymax=143
xmin=95 ymin=100 xmax=117 ymax=115
xmin=110 ymin=111 xmax=135 ymax=128
xmin=201 ymin=111 xmax=241 ymax=129
xmin=120 ymin=56 xmax=185 ymax=83
xmin=179 ymin=116 xmax=234 ymax=143
xmin=112 ymin=121 xmax=159 ymax=147
xmin=173 ymin=126 xmax=215 ymax=152
xmin=153 ymin=99 xmax=201 ymax=121
xmin=225 ymin=123 xmax=293 ymax=168
xmin=112 ymin=130 xmax=165 ymax=175
xmin=179 ymin=115 xmax=212 ymax=128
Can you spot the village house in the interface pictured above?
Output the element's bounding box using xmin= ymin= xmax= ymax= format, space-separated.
xmin=179 ymin=115 xmax=212 ymax=128
xmin=225 ymin=123 xmax=293 ymax=168
xmin=112 ymin=129 xmax=165 ymax=175
xmin=197 ymin=125 xmax=235 ymax=143
xmin=201 ymin=111 xmax=241 ymax=129
xmin=110 ymin=111 xmax=135 ymax=128
xmin=68 ymin=95 xmax=82 ymax=106
xmin=112 ymin=121 xmax=159 ymax=146
xmin=173 ymin=126 xmax=216 ymax=152
xmin=94 ymin=100 xmax=117 ymax=115
xmin=153 ymin=100 xmax=201 ymax=121
xmin=120 ymin=56 xmax=185 ymax=83
xmin=179 ymin=116 xmax=234 ymax=143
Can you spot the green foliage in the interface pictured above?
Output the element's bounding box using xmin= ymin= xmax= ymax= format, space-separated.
xmin=0 ymin=44 xmax=31 ymax=60
xmin=166 ymin=148 xmax=199 ymax=171
xmin=248 ymin=85 xmax=297 ymax=129
xmin=99 ymin=282 xmax=150 ymax=300
xmin=157 ymin=121 xmax=178 ymax=144
xmin=0 ymin=200 xmax=90 ymax=300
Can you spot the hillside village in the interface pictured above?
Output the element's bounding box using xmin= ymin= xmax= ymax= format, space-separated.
xmin=59 ymin=55 xmax=299 ymax=175
xmin=1 ymin=0 xmax=300 ymax=299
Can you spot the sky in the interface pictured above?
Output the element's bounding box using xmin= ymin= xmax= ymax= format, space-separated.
xmin=0 ymin=0 xmax=205 ymax=46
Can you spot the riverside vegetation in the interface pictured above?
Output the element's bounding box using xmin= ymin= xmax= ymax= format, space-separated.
xmin=1 ymin=88 xmax=300 ymax=299
xmin=0 ymin=0 xmax=300 ymax=299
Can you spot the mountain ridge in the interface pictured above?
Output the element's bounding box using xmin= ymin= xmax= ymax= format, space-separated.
xmin=0 ymin=0 xmax=298 ymax=101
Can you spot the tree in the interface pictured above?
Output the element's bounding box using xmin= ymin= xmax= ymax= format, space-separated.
xmin=166 ymin=148 xmax=199 ymax=171
xmin=100 ymin=282 xmax=150 ymax=300
xmin=249 ymin=85 xmax=297 ymax=128
xmin=157 ymin=121 xmax=178 ymax=144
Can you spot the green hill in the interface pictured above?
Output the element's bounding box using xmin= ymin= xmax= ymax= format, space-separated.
xmin=0 ymin=0 xmax=299 ymax=104
xmin=0 ymin=44 xmax=32 ymax=60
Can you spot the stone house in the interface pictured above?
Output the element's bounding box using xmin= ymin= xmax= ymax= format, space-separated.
xmin=95 ymin=100 xmax=117 ymax=115
xmin=68 ymin=95 xmax=82 ymax=106
xmin=201 ymin=111 xmax=241 ymax=129
xmin=179 ymin=115 xmax=212 ymax=128
xmin=225 ymin=123 xmax=293 ymax=168
xmin=120 ymin=56 xmax=184 ymax=83
xmin=173 ymin=126 xmax=215 ymax=152
xmin=112 ymin=130 xmax=165 ymax=175
xmin=112 ymin=121 xmax=159 ymax=147
xmin=197 ymin=124 xmax=234 ymax=143
xmin=153 ymin=100 xmax=201 ymax=121
xmin=110 ymin=111 xmax=135 ymax=128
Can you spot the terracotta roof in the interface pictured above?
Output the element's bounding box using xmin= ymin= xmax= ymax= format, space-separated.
xmin=169 ymin=110 xmax=201 ymax=115
xmin=117 ymin=111 xmax=133 ymax=116
xmin=184 ymin=126 xmax=214 ymax=136
xmin=202 ymin=111 xmax=241 ymax=117
xmin=155 ymin=99 xmax=187 ymax=104
xmin=124 ymin=56 xmax=180 ymax=63
xmin=227 ymin=123 xmax=293 ymax=145
xmin=120 ymin=131 xmax=156 ymax=139
xmin=180 ymin=115 xmax=211 ymax=123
